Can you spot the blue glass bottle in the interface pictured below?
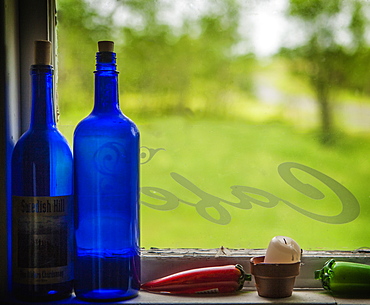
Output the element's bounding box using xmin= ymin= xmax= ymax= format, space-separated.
xmin=73 ymin=41 xmax=140 ymax=302
xmin=11 ymin=40 xmax=73 ymax=301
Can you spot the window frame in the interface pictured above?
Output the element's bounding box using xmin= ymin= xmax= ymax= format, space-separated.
xmin=0 ymin=0 xmax=56 ymax=297
xmin=1 ymin=0 xmax=370 ymax=303
xmin=141 ymin=248 xmax=370 ymax=288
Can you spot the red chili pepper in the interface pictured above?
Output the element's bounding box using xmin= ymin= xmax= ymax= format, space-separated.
xmin=141 ymin=264 xmax=251 ymax=294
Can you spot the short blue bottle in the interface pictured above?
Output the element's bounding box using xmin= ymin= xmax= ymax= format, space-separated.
xmin=11 ymin=40 xmax=74 ymax=301
xmin=73 ymin=41 xmax=140 ymax=302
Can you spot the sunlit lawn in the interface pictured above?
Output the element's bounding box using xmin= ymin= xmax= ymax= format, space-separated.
xmin=58 ymin=109 xmax=370 ymax=251
xmin=58 ymin=56 xmax=370 ymax=251
xmin=136 ymin=115 xmax=370 ymax=250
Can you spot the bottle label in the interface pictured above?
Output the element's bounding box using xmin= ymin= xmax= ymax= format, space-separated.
xmin=12 ymin=195 xmax=73 ymax=285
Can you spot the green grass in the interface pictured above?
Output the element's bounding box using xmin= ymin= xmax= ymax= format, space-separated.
xmin=59 ymin=111 xmax=370 ymax=251
xmin=126 ymin=115 xmax=370 ymax=250
xmin=57 ymin=57 xmax=370 ymax=251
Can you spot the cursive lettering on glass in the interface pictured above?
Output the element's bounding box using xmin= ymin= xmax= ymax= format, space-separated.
xmin=140 ymin=148 xmax=360 ymax=225
xmin=278 ymin=162 xmax=360 ymax=224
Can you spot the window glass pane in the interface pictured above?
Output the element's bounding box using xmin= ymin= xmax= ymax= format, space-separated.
xmin=56 ymin=0 xmax=370 ymax=250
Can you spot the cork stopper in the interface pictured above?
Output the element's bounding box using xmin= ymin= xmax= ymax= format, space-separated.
xmin=98 ymin=41 xmax=114 ymax=52
xmin=34 ymin=40 xmax=51 ymax=65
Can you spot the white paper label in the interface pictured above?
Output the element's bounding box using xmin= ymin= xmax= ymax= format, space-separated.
xmin=12 ymin=195 xmax=73 ymax=285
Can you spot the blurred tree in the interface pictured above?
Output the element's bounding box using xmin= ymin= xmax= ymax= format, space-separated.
xmin=119 ymin=0 xmax=253 ymax=116
xmin=193 ymin=1 xmax=244 ymax=115
xmin=57 ymin=0 xmax=114 ymax=119
xmin=284 ymin=0 xmax=370 ymax=144
xmin=57 ymin=0 xmax=254 ymax=119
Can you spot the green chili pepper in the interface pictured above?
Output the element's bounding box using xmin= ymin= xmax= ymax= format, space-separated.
xmin=315 ymin=259 xmax=370 ymax=296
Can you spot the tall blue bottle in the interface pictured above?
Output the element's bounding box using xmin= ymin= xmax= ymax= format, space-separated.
xmin=11 ymin=40 xmax=73 ymax=301
xmin=73 ymin=41 xmax=140 ymax=301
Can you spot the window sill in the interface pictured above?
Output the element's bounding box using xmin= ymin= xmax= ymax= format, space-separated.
xmin=4 ymin=249 xmax=370 ymax=304
xmin=141 ymin=248 xmax=370 ymax=288
xmin=5 ymin=290 xmax=370 ymax=305
xmin=126 ymin=289 xmax=370 ymax=305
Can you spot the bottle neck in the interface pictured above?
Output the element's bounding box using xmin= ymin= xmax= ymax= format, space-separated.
xmin=29 ymin=65 xmax=56 ymax=130
xmin=93 ymin=52 xmax=120 ymax=114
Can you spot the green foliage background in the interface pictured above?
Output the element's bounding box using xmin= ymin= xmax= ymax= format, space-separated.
xmin=57 ymin=0 xmax=370 ymax=250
